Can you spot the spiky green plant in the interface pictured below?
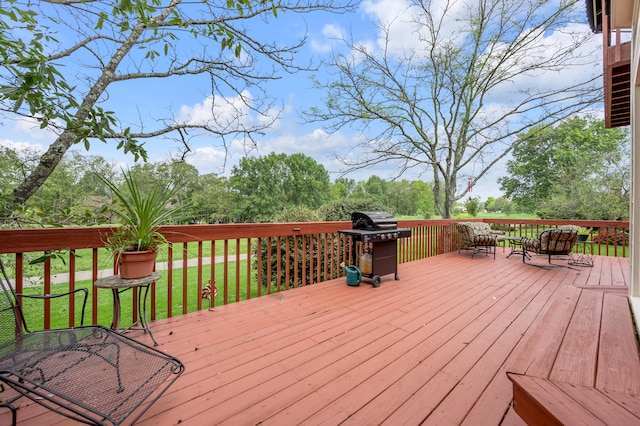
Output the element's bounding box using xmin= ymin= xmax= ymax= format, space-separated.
xmin=100 ymin=170 xmax=181 ymax=252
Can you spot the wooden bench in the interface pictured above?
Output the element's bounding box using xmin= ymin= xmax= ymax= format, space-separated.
xmin=506 ymin=284 xmax=640 ymax=424
xmin=508 ymin=374 xmax=640 ymax=425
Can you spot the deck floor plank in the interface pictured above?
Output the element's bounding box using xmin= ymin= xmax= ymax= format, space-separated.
xmin=585 ymin=256 xmax=605 ymax=287
xmin=596 ymin=292 xmax=640 ymax=394
xmin=504 ymin=284 xmax=580 ymax=377
xmin=509 ymin=374 xmax=607 ymax=426
xmin=555 ymin=380 xmax=640 ymax=425
xmin=380 ymin=264 xmax=559 ymax=425
xmin=2 ymin=253 xmax=637 ymax=426
xmin=264 ymin=270 xmax=509 ymax=425
xmin=463 ymin=265 xmax=581 ymax=424
xmin=610 ymin=256 xmax=628 ymax=286
xmin=426 ymin=271 xmax=571 ymax=424
xmin=549 ymin=289 xmax=602 ymax=386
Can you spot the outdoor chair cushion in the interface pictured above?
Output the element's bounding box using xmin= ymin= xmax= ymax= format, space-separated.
xmin=456 ymin=222 xmax=499 ymax=259
xmin=463 ymin=222 xmax=505 ymax=237
xmin=521 ymin=228 xmax=578 ymax=266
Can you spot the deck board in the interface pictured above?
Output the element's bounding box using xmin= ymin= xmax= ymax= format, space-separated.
xmin=597 ymin=292 xmax=640 ymax=394
xmin=549 ymin=289 xmax=602 ymax=386
xmin=2 ymin=253 xmax=638 ymax=425
xmin=509 ymin=374 xmax=640 ymax=425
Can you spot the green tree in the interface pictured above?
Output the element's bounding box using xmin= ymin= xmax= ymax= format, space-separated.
xmin=317 ymin=198 xmax=385 ymax=221
xmin=412 ymin=180 xmax=435 ymax=219
xmin=0 ymin=145 xmax=40 ymax=224
xmin=388 ymin=180 xmax=415 ymax=215
xmin=492 ymin=197 xmax=514 ymax=216
xmin=189 ymin=174 xmax=231 ymax=224
xmin=362 ymin=176 xmax=389 ymax=209
xmin=230 ymin=152 xmax=331 ymax=222
xmin=331 ymin=178 xmax=356 ymax=200
xmin=485 ymin=197 xmax=496 ymax=213
xmin=125 ymin=164 xmax=168 ymax=199
xmin=0 ymin=0 xmax=355 ymax=215
xmin=304 ymin=0 xmax=600 ymax=218
xmin=32 ymin=152 xmax=100 ymax=225
xmin=387 ymin=179 xmax=435 ymax=217
xmin=0 ymin=148 xmax=117 ymax=226
xmin=158 ymin=161 xmax=200 ymax=214
xmin=498 ymin=117 xmax=630 ymax=219
xmin=465 ymin=197 xmax=480 ymax=217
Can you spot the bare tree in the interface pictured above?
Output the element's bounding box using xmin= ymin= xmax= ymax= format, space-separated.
xmin=304 ymin=0 xmax=601 ymax=217
xmin=0 ymin=0 xmax=355 ymax=213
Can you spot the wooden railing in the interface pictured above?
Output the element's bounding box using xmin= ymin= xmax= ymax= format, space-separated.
xmin=0 ymin=219 xmax=628 ymax=330
xmin=481 ymin=219 xmax=629 ymax=257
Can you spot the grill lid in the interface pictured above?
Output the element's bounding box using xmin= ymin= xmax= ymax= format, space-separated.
xmin=351 ymin=211 xmax=397 ymax=231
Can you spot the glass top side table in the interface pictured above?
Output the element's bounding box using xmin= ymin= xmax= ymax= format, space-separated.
xmin=94 ymin=272 xmax=160 ymax=345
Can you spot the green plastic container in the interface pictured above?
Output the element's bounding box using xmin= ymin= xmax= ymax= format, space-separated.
xmin=344 ymin=265 xmax=362 ymax=286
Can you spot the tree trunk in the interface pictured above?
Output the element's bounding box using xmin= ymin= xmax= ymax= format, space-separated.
xmin=9 ymin=132 xmax=77 ymax=213
xmin=5 ymin=18 xmax=150 ymax=216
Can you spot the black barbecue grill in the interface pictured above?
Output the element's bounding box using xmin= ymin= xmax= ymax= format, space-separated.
xmin=338 ymin=211 xmax=411 ymax=287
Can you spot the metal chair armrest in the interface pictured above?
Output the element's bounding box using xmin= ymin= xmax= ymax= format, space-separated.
xmin=16 ymin=288 xmax=88 ymax=327
xmin=475 ymin=234 xmax=498 ymax=240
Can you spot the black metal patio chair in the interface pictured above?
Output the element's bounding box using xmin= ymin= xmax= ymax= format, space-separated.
xmin=0 ymin=258 xmax=184 ymax=425
xmin=455 ymin=222 xmax=499 ymax=259
xmin=521 ymin=228 xmax=579 ymax=268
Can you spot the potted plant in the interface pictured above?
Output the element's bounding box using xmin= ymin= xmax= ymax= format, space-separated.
xmin=99 ymin=170 xmax=181 ymax=279
xmin=577 ymin=227 xmax=590 ymax=242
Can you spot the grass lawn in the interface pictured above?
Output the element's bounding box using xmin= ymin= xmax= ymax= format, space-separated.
xmin=20 ymin=260 xmax=260 ymax=330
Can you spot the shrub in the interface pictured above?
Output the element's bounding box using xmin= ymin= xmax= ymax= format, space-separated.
xmin=591 ymin=228 xmax=628 ymax=245
xmin=317 ymin=198 xmax=386 ymax=221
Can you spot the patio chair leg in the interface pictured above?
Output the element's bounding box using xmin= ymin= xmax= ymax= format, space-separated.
xmin=0 ymin=402 xmax=17 ymax=426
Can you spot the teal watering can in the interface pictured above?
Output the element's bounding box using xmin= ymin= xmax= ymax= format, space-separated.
xmin=343 ymin=264 xmax=362 ymax=286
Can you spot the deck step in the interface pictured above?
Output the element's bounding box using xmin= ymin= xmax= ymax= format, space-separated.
xmin=508 ymin=373 xmax=640 ymax=426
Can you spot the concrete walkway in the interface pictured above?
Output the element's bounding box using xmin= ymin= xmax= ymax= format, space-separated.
xmin=26 ymin=254 xmax=248 ymax=286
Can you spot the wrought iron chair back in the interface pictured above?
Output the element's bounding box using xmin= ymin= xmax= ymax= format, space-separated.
xmin=455 ymin=222 xmax=498 ymax=259
xmin=521 ymin=228 xmax=579 ymax=267
xmin=0 ymin=259 xmax=22 ymax=345
xmin=0 ymin=259 xmax=88 ymax=343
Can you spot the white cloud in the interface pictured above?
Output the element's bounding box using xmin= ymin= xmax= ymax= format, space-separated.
xmin=177 ymin=90 xmax=280 ymax=131
xmin=185 ymin=146 xmax=230 ymax=175
xmin=190 ymin=125 xmax=370 ymax=179
xmin=261 ymin=127 xmax=345 ymax=153
xmin=361 ymin=0 xmax=411 ymax=26
xmin=7 ymin=115 xmax=59 ymax=143
xmin=360 ymin=0 xmax=417 ymax=55
xmin=360 ymin=0 xmax=468 ymax=58
xmin=484 ymin=23 xmax=600 ymax=101
xmin=0 ymin=138 xmax=45 ymax=153
xmin=311 ymin=24 xmax=346 ymax=54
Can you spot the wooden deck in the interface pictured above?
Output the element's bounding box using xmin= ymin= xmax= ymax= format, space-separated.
xmin=3 ymin=251 xmax=639 ymax=425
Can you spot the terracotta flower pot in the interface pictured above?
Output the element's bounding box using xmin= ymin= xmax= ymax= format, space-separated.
xmin=118 ymin=250 xmax=158 ymax=279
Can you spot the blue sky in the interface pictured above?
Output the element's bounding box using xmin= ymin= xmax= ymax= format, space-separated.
xmin=1 ymin=0 xmax=603 ymax=202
